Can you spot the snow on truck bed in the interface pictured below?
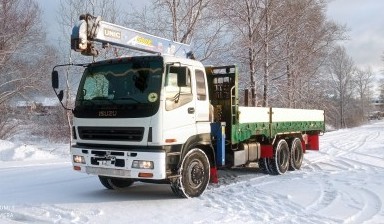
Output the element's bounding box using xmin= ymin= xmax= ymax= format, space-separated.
xmin=0 ymin=122 xmax=384 ymax=224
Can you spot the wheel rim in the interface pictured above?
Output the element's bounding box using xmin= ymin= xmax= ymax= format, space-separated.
xmin=187 ymin=159 xmax=205 ymax=189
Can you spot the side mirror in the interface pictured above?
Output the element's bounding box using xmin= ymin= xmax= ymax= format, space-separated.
xmin=51 ymin=70 xmax=64 ymax=103
xmin=52 ymin=70 xmax=59 ymax=89
xmin=57 ymin=90 xmax=64 ymax=102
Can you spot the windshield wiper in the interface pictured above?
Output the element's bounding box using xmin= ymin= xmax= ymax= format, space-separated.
xmin=116 ymin=97 xmax=141 ymax=103
xmin=79 ymin=99 xmax=96 ymax=106
xmin=91 ymin=97 xmax=118 ymax=105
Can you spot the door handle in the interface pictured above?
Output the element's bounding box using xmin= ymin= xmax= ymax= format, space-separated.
xmin=188 ymin=107 xmax=195 ymax=114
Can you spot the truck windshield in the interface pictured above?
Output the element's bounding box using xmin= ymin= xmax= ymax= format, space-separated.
xmin=74 ymin=57 xmax=163 ymax=118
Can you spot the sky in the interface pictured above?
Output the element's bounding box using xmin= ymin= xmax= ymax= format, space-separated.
xmin=39 ymin=0 xmax=384 ymax=75
xmin=326 ymin=0 xmax=384 ymax=75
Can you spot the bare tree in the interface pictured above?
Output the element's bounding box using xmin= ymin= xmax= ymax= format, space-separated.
xmin=0 ymin=106 xmax=18 ymax=139
xmin=326 ymin=45 xmax=355 ymax=128
xmin=273 ymin=0 xmax=346 ymax=109
xmin=0 ymin=0 xmax=57 ymax=139
xmin=124 ymin=0 xmax=230 ymax=64
xmin=219 ymin=0 xmax=345 ymax=108
xmin=153 ymin=0 xmax=209 ymax=43
xmin=219 ymin=0 xmax=286 ymax=107
xmin=379 ymin=81 xmax=384 ymax=102
xmin=219 ymin=0 xmax=264 ymax=106
xmin=355 ymin=67 xmax=374 ymax=122
xmin=0 ymin=0 xmax=45 ymax=104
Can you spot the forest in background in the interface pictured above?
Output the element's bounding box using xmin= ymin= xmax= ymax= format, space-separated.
xmin=1 ymin=0 xmax=383 ymax=142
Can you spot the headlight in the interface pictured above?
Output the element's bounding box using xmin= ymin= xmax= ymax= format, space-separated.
xmin=132 ymin=160 xmax=154 ymax=169
xmin=73 ymin=155 xmax=85 ymax=164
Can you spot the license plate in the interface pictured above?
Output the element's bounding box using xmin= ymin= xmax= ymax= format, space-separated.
xmin=86 ymin=166 xmax=131 ymax=177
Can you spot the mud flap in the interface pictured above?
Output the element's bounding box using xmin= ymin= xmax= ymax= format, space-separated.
xmin=306 ymin=134 xmax=319 ymax=150
xmin=210 ymin=167 xmax=218 ymax=184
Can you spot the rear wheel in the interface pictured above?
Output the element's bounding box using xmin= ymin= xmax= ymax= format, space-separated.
xmin=259 ymin=158 xmax=273 ymax=174
xmin=98 ymin=176 xmax=135 ymax=190
xmin=270 ymin=139 xmax=290 ymax=175
xmin=170 ymin=148 xmax=210 ymax=198
xmin=289 ymin=138 xmax=303 ymax=170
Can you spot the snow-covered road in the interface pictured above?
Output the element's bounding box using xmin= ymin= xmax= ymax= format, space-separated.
xmin=1 ymin=122 xmax=384 ymax=223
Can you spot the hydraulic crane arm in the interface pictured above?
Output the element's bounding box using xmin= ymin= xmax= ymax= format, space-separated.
xmin=71 ymin=14 xmax=192 ymax=58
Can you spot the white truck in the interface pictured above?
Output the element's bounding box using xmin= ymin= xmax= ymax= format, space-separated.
xmin=52 ymin=14 xmax=325 ymax=198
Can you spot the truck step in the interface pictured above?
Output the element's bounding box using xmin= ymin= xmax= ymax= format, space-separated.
xmin=167 ymin=152 xmax=181 ymax=156
xmin=167 ymin=175 xmax=181 ymax=179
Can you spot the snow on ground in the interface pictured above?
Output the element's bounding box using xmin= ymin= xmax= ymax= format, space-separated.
xmin=1 ymin=121 xmax=384 ymax=224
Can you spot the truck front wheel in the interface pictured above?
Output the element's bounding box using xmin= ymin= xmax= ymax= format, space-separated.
xmin=170 ymin=148 xmax=210 ymax=198
xmin=98 ymin=176 xmax=135 ymax=190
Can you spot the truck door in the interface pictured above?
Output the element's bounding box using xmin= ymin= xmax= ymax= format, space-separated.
xmin=194 ymin=69 xmax=209 ymax=121
xmin=162 ymin=65 xmax=197 ymax=143
xmin=194 ymin=69 xmax=211 ymax=134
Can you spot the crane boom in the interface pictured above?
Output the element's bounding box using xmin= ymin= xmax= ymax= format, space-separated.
xmin=71 ymin=14 xmax=192 ymax=58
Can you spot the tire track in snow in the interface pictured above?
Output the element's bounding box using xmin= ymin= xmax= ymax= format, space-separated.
xmin=322 ymin=129 xmax=384 ymax=170
xmin=203 ymin=172 xmax=290 ymax=223
xmin=203 ymin=183 xmax=300 ymax=223
xmin=325 ymin=126 xmax=382 ymax=157
xmin=204 ymin=168 xmax=341 ymax=224
xmin=301 ymin=124 xmax=384 ymax=223
xmin=365 ymin=129 xmax=381 ymax=142
xmin=345 ymin=188 xmax=383 ymax=223
xmin=4 ymin=205 xmax=102 ymax=224
xmin=328 ymin=137 xmax=367 ymax=157
xmin=301 ymin=161 xmax=380 ymax=223
xmin=310 ymin=150 xmax=384 ymax=172
xmin=302 ymin=162 xmax=339 ymax=215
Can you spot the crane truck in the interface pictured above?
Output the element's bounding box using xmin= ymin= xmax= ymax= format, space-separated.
xmin=52 ymin=14 xmax=325 ymax=198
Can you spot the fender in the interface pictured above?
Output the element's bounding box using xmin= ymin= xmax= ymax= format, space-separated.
xmin=178 ymin=133 xmax=215 ymax=168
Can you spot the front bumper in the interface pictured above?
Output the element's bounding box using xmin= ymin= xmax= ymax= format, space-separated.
xmin=71 ymin=145 xmax=167 ymax=180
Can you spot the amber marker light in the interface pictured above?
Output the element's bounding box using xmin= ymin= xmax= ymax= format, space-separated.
xmin=165 ymin=138 xmax=177 ymax=143
xmin=138 ymin=172 xmax=154 ymax=178
xmin=73 ymin=166 xmax=81 ymax=171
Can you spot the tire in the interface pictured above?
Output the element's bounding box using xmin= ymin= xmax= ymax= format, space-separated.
xmin=270 ymin=139 xmax=290 ymax=175
xmin=258 ymin=158 xmax=273 ymax=174
xmin=98 ymin=176 xmax=135 ymax=190
xmin=170 ymin=148 xmax=210 ymax=198
xmin=289 ymin=138 xmax=303 ymax=171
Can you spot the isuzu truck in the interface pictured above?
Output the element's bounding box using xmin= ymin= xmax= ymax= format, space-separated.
xmin=52 ymin=14 xmax=325 ymax=198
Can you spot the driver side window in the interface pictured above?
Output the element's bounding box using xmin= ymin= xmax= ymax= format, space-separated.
xmin=165 ymin=66 xmax=193 ymax=111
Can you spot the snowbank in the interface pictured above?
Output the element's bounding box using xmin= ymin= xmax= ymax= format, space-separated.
xmin=0 ymin=140 xmax=58 ymax=161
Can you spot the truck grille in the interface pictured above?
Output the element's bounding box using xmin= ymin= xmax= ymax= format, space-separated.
xmin=78 ymin=127 xmax=144 ymax=141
